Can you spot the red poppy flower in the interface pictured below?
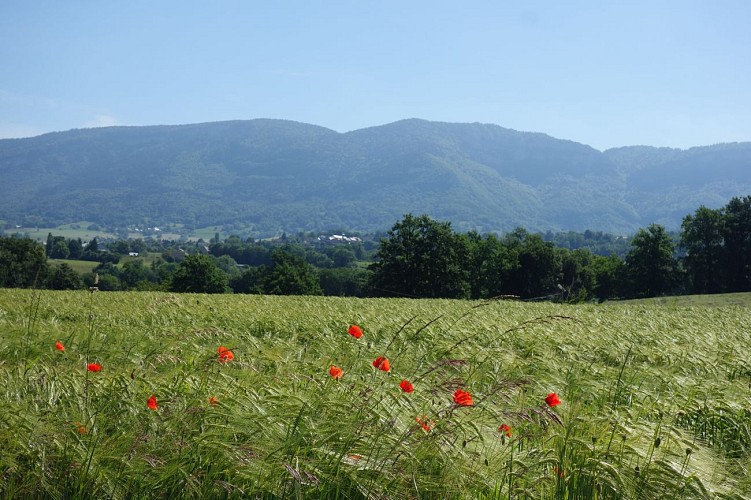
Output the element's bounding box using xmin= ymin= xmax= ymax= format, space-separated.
xmin=499 ymin=423 xmax=512 ymax=437
xmin=348 ymin=325 xmax=363 ymax=339
xmin=147 ymin=395 xmax=158 ymax=410
xmin=55 ymin=341 xmax=65 ymax=351
xmin=209 ymin=396 xmax=218 ymax=406
xmin=545 ymin=392 xmax=562 ymax=407
xmin=217 ymin=346 xmax=234 ymax=363
xmin=372 ymin=356 xmax=390 ymax=372
xmin=87 ymin=363 xmax=102 ymax=372
xmin=400 ymin=380 xmax=414 ymax=393
xmin=329 ymin=365 xmax=344 ymax=379
xmin=415 ymin=416 xmax=434 ymax=432
xmin=453 ymin=389 xmax=473 ymax=406
xmin=75 ymin=422 xmax=87 ymax=435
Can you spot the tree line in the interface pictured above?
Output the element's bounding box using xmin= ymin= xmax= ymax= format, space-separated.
xmin=1 ymin=195 xmax=749 ymax=300
xmin=370 ymin=195 xmax=751 ymax=300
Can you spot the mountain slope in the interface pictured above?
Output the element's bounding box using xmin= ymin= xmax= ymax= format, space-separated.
xmin=1 ymin=119 xmax=749 ymax=235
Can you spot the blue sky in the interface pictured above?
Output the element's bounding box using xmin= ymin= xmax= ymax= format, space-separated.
xmin=1 ymin=1 xmax=749 ymax=150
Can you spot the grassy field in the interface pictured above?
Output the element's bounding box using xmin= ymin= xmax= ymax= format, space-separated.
xmin=47 ymin=259 xmax=100 ymax=274
xmin=117 ymin=252 xmax=163 ymax=268
xmin=10 ymin=222 xmax=211 ymax=243
xmin=613 ymin=292 xmax=751 ymax=308
xmin=13 ymin=223 xmax=117 ymax=242
xmin=0 ymin=290 xmax=749 ymax=498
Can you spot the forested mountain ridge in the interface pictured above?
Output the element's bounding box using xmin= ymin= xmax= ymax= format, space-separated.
xmin=1 ymin=119 xmax=749 ymax=236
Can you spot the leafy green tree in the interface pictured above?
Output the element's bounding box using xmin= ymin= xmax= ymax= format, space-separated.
xmin=209 ymin=237 xmax=273 ymax=266
xmin=99 ymin=274 xmax=121 ymax=291
xmin=625 ymin=224 xmax=681 ymax=298
xmin=590 ymin=254 xmax=626 ymax=300
xmin=319 ymin=267 xmax=370 ymax=297
xmin=680 ymin=206 xmax=725 ymax=294
xmin=304 ymin=248 xmax=334 ymax=268
xmin=45 ymin=232 xmax=54 ymax=257
xmin=0 ymin=237 xmax=48 ymax=288
xmin=516 ymin=233 xmax=560 ymax=298
xmin=109 ymin=240 xmax=131 ymax=255
xmin=213 ymin=254 xmax=242 ymax=279
xmin=91 ymin=262 xmax=122 ymax=291
xmin=47 ymin=263 xmax=83 ymax=290
xmin=153 ymin=260 xmax=178 ymax=287
xmin=464 ymin=231 xmax=514 ymax=299
xmin=49 ymin=237 xmax=70 ymax=259
xmin=170 ymin=254 xmax=229 ymax=293
xmin=369 ymin=214 xmax=468 ymax=298
xmin=120 ymin=260 xmax=154 ymax=289
xmin=130 ymin=239 xmax=147 ymax=254
xmin=262 ymin=250 xmax=322 ymax=295
xmin=230 ymin=266 xmax=267 ymax=294
xmin=324 ymin=246 xmax=357 ymax=268
xmin=68 ymin=238 xmax=83 ymax=259
xmin=722 ymin=195 xmax=751 ymax=292
xmin=498 ymin=229 xmax=560 ymax=299
xmin=558 ymin=248 xmax=597 ymax=302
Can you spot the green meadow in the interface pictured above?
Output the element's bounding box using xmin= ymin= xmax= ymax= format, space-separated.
xmin=13 ymin=223 xmax=117 ymax=242
xmin=47 ymin=259 xmax=101 ymax=274
xmin=1 ymin=290 xmax=749 ymax=498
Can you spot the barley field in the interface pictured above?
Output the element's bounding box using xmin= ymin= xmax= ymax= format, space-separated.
xmin=0 ymin=289 xmax=749 ymax=498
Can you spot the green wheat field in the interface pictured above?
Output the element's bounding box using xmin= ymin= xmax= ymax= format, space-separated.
xmin=1 ymin=289 xmax=750 ymax=499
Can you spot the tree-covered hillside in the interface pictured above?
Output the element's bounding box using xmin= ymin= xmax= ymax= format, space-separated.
xmin=1 ymin=119 xmax=749 ymax=236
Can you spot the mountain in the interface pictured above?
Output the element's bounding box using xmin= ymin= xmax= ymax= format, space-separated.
xmin=1 ymin=119 xmax=749 ymax=236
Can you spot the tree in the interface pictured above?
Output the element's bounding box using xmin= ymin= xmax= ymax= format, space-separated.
xmin=590 ymin=254 xmax=626 ymax=300
xmin=213 ymin=254 xmax=242 ymax=279
xmin=679 ymin=206 xmax=725 ymax=294
xmin=170 ymin=254 xmax=229 ymax=293
xmin=319 ymin=268 xmax=370 ymax=297
xmin=722 ymin=196 xmax=751 ymax=292
xmin=47 ymin=263 xmax=83 ymax=290
xmin=464 ymin=231 xmax=514 ymax=299
xmin=68 ymin=238 xmax=83 ymax=259
xmin=230 ymin=266 xmax=267 ymax=294
xmin=496 ymin=229 xmax=560 ymax=299
xmin=120 ymin=260 xmax=152 ymax=289
xmin=369 ymin=214 xmax=468 ymax=298
xmin=130 ymin=238 xmax=147 ymax=254
xmin=0 ymin=237 xmax=48 ymax=288
xmin=262 ymin=250 xmax=322 ymax=295
xmin=109 ymin=240 xmax=131 ymax=255
xmin=153 ymin=260 xmax=178 ymax=287
xmin=513 ymin=232 xmax=560 ymax=298
xmin=558 ymin=248 xmax=596 ymax=302
xmin=49 ymin=236 xmax=70 ymax=259
xmin=45 ymin=232 xmax=54 ymax=257
xmin=91 ymin=262 xmax=122 ymax=291
xmin=625 ymin=224 xmax=681 ymax=298
xmin=324 ymin=246 xmax=357 ymax=268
